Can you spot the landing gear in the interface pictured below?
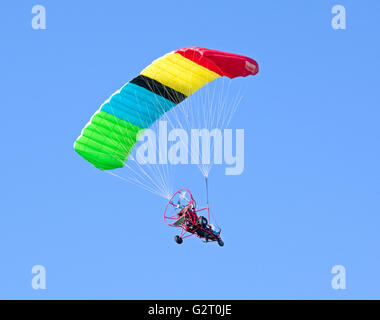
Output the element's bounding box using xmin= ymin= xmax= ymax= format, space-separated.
xmin=174 ymin=235 xmax=183 ymax=244
xmin=217 ymin=239 xmax=224 ymax=247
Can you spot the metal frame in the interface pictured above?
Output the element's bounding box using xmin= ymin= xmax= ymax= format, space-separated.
xmin=163 ymin=188 xmax=221 ymax=243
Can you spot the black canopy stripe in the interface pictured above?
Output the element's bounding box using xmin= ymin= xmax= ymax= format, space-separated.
xmin=130 ymin=75 xmax=187 ymax=104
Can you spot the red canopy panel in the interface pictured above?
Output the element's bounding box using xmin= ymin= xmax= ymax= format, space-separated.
xmin=175 ymin=47 xmax=259 ymax=79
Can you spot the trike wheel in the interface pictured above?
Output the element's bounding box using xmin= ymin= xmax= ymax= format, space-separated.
xmin=174 ymin=235 xmax=183 ymax=244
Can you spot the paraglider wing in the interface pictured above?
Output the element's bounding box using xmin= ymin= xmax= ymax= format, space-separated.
xmin=74 ymin=47 xmax=259 ymax=170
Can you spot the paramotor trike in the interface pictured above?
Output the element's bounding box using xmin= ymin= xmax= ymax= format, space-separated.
xmin=164 ymin=188 xmax=224 ymax=247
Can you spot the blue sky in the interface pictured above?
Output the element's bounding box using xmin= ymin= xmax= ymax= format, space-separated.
xmin=0 ymin=0 xmax=379 ymax=299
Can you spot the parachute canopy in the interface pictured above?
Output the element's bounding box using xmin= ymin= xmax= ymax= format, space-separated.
xmin=74 ymin=47 xmax=259 ymax=170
